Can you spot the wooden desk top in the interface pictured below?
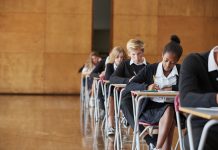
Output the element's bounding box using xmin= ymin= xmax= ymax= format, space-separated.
xmin=111 ymin=84 xmax=126 ymax=88
xmin=81 ymin=72 xmax=90 ymax=77
xmin=103 ymin=80 xmax=110 ymax=84
xmin=179 ymin=107 xmax=218 ymax=120
xmin=131 ymin=90 xmax=178 ymax=97
xmin=93 ymin=77 xmax=100 ymax=80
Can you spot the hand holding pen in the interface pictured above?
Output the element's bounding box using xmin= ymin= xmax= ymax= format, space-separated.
xmin=147 ymin=75 xmax=160 ymax=90
xmin=148 ymin=83 xmax=160 ymax=91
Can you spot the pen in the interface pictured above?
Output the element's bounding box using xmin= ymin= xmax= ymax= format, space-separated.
xmin=153 ymin=75 xmax=156 ymax=82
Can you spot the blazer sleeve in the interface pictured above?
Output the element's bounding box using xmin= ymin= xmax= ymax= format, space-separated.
xmin=172 ymin=64 xmax=180 ymax=91
xmin=105 ymin=63 xmax=114 ymax=80
xmin=124 ymin=66 xmax=149 ymax=92
xmin=179 ymin=54 xmax=218 ymax=107
xmin=109 ymin=62 xmax=130 ymax=84
xmin=90 ymin=59 xmax=106 ymax=78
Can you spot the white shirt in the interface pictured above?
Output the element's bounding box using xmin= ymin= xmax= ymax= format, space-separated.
xmin=129 ymin=57 xmax=147 ymax=65
xmin=208 ymin=46 xmax=218 ymax=72
xmin=153 ymin=62 xmax=178 ymax=103
xmin=154 ymin=62 xmax=178 ymax=89
xmin=113 ymin=63 xmax=118 ymax=71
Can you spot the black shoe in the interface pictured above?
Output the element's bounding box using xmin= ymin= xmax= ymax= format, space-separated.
xmin=144 ymin=134 xmax=157 ymax=148
xmin=148 ymin=143 xmax=155 ymax=150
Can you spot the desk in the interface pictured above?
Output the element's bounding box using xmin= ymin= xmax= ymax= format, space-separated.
xmin=131 ymin=90 xmax=178 ymax=150
xmin=81 ymin=73 xmax=90 ymax=108
xmin=107 ymin=84 xmax=126 ymax=150
xmin=93 ymin=77 xmax=101 ymax=122
xmin=179 ymin=107 xmax=218 ymax=150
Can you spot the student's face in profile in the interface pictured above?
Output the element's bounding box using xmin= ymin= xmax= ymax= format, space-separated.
xmin=114 ymin=52 xmax=124 ymax=66
xmin=162 ymin=52 xmax=178 ymax=72
xmin=91 ymin=55 xmax=100 ymax=65
xmin=129 ymin=49 xmax=144 ymax=64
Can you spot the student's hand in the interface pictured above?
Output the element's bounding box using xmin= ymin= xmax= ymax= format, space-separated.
xmin=99 ymin=71 xmax=105 ymax=80
xmin=129 ymin=76 xmax=135 ymax=82
xmin=148 ymin=84 xmax=160 ymax=90
xmin=161 ymin=86 xmax=172 ymax=91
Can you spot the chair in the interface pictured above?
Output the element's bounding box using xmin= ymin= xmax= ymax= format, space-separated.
xmin=139 ymin=122 xmax=158 ymax=138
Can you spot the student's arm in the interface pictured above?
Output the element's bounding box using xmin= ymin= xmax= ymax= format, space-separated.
xmin=124 ymin=66 xmax=149 ymax=92
xmin=109 ymin=62 xmax=130 ymax=84
xmin=90 ymin=59 xmax=106 ymax=78
xmin=179 ymin=54 xmax=218 ymax=107
xmin=105 ymin=63 xmax=114 ymax=80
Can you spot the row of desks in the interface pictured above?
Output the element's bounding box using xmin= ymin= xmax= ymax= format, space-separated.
xmin=81 ymin=75 xmax=218 ymax=150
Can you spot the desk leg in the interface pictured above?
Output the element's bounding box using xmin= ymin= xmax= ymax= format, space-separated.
xmin=114 ymin=87 xmax=120 ymax=150
xmin=198 ymin=120 xmax=218 ymax=150
xmin=132 ymin=96 xmax=143 ymax=150
xmin=187 ymin=114 xmax=195 ymax=150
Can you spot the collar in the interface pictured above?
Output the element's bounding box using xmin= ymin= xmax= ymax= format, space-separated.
xmin=129 ymin=57 xmax=147 ymax=65
xmin=156 ymin=62 xmax=178 ymax=78
xmin=113 ymin=63 xmax=118 ymax=70
xmin=208 ymin=46 xmax=218 ymax=72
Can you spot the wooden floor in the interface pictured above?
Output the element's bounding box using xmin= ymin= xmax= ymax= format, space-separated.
xmin=0 ymin=95 xmax=85 ymax=150
xmin=0 ymin=95 xmax=179 ymax=150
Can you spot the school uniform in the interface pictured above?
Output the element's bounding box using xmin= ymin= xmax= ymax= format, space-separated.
xmin=105 ymin=63 xmax=117 ymax=80
xmin=90 ymin=57 xmax=107 ymax=109
xmin=109 ymin=59 xmax=147 ymax=84
xmin=90 ymin=58 xmax=107 ymax=78
xmin=122 ymin=63 xmax=180 ymax=132
xmin=179 ymin=47 xmax=218 ymax=150
xmin=104 ymin=63 xmax=118 ymax=97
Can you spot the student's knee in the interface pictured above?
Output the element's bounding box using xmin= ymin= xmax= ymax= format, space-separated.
xmin=121 ymin=95 xmax=132 ymax=108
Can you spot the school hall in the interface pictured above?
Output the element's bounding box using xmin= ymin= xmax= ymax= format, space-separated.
xmin=0 ymin=0 xmax=218 ymax=150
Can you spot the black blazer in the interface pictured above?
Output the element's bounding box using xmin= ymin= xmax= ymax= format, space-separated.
xmin=179 ymin=51 xmax=218 ymax=108
xmin=105 ymin=63 xmax=115 ymax=80
xmin=109 ymin=60 xmax=147 ymax=84
xmin=124 ymin=63 xmax=180 ymax=93
xmin=90 ymin=58 xmax=106 ymax=78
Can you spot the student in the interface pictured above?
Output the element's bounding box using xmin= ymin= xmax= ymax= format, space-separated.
xmin=80 ymin=52 xmax=101 ymax=97
xmin=122 ymin=35 xmax=183 ymax=150
xmin=179 ymin=46 xmax=218 ymax=150
xmin=109 ymin=39 xmax=148 ymax=84
xmin=89 ymin=57 xmax=107 ymax=107
xmin=109 ymin=38 xmax=148 ymax=136
xmin=105 ymin=46 xmax=128 ymax=135
xmin=81 ymin=52 xmax=101 ymax=74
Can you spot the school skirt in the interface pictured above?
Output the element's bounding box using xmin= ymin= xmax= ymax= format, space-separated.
xmin=138 ymin=99 xmax=172 ymax=125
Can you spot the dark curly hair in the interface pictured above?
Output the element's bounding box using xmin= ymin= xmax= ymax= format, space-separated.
xmin=163 ymin=35 xmax=183 ymax=60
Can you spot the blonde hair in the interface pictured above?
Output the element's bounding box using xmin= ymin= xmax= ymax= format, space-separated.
xmin=126 ymin=39 xmax=144 ymax=53
xmin=84 ymin=52 xmax=99 ymax=70
xmin=108 ymin=46 xmax=127 ymax=64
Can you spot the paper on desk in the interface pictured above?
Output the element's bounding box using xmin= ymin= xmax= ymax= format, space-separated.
xmin=152 ymin=97 xmax=166 ymax=103
xmin=157 ymin=90 xmax=178 ymax=93
xmin=196 ymin=107 xmax=218 ymax=111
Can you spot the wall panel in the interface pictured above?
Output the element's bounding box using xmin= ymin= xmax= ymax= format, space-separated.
xmin=112 ymin=0 xmax=218 ymax=64
xmin=0 ymin=0 xmax=92 ymax=93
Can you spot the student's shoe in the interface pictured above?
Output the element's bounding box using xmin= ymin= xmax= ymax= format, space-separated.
xmin=89 ymin=97 xmax=95 ymax=107
xmin=121 ymin=115 xmax=129 ymax=128
xmin=148 ymin=143 xmax=155 ymax=150
xmin=99 ymin=109 xmax=105 ymax=119
xmin=107 ymin=127 xmax=115 ymax=136
xmin=144 ymin=135 xmax=157 ymax=150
